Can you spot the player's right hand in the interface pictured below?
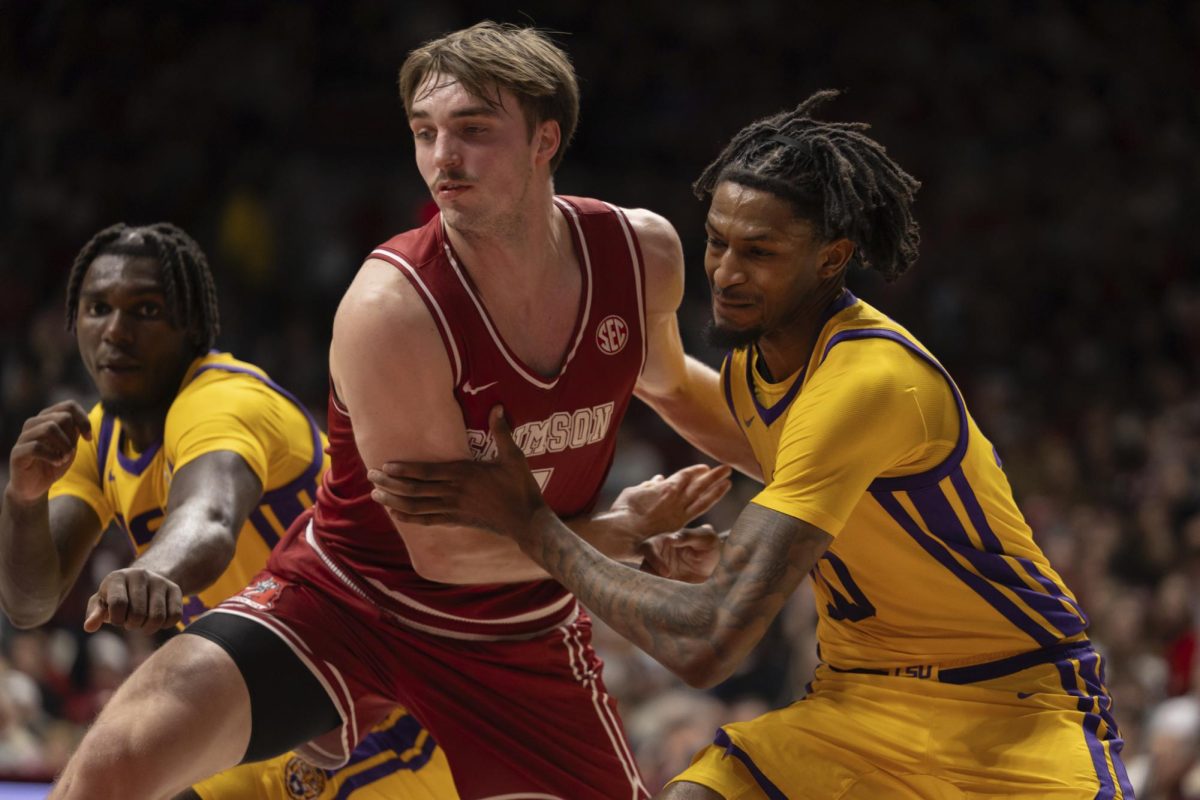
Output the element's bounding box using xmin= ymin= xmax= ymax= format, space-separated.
xmin=7 ymin=401 xmax=92 ymax=504
xmin=84 ymin=568 xmax=183 ymax=634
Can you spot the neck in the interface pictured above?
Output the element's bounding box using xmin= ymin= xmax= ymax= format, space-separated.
xmin=118 ymin=412 xmax=167 ymax=453
xmin=445 ymin=186 xmax=571 ymax=291
xmin=756 ymin=281 xmax=846 ymax=379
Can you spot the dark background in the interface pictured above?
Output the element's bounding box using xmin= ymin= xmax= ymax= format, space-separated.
xmin=1 ymin=1 xmax=1198 ymax=794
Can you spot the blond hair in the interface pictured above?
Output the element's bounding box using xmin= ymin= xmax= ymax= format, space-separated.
xmin=399 ymin=21 xmax=579 ymax=172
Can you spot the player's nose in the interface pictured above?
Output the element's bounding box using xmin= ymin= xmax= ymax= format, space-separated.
xmin=433 ymin=136 xmax=462 ymax=171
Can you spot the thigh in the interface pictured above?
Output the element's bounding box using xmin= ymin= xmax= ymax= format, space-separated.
xmin=201 ymin=572 xmax=398 ymax=769
xmin=52 ymin=634 xmax=251 ymax=800
xmin=391 ymin=612 xmax=647 ymax=800
xmin=667 ymin=683 xmax=939 ymax=799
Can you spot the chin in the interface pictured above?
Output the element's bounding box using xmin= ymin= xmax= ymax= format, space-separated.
xmin=704 ymin=318 xmax=762 ymax=350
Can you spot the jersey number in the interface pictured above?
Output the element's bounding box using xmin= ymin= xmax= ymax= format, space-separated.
xmin=814 ymin=552 xmax=876 ymax=623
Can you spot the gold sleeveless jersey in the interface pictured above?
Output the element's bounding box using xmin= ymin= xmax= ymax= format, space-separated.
xmin=721 ymin=292 xmax=1087 ymax=670
xmin=51 ymin=352 xmax=327 ymax=624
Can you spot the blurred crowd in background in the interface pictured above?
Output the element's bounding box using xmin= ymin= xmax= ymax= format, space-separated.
xmin=2 ymin=1 xmax=1198 ymax=796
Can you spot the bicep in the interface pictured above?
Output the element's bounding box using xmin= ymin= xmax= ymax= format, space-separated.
xmin=627 ymin=208 xmax=687 ymax=397
xmin=330 ymin=266 xmax=469 ymax=467
xmin=165 ymin=451 xmax=265 ymax=530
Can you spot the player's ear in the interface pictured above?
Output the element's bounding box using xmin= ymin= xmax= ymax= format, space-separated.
xmin=532 ymin=119 xmax=560 ymax=167
xmin=817 ymin=238 xmax=854 ymax=280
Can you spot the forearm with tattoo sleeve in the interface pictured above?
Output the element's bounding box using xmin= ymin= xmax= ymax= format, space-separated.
xmin=517 ymin=502 xmax=831 ymax=687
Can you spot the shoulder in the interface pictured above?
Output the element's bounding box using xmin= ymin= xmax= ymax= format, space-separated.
xmin=617 ymin=206 xmax=684 ymax=314
xmin=331 ymin=258 xmax=453 ymax=412
xmin=811 ymin=334 xmax=946 ymax=409
xmin=334 ymin=258 xmax=443 ymax=347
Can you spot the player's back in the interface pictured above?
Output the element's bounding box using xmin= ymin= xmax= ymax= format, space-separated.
xmin=723 ymin=294 xmax=1088 ymax=671
xmin=302 ymin=196 xmax=648 ymax=638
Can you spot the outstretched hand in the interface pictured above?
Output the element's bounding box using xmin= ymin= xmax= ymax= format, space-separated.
xmin=610 ymin=464 xmax=731 ymax=540
xmin=369 ymin=406 xmax=547 ymax=537
xmin=84 ymin=567 xmax=183 ymax=633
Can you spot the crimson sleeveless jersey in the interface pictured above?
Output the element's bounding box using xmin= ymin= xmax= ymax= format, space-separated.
xmin=308 ymin=196 xmax=647 ymax=638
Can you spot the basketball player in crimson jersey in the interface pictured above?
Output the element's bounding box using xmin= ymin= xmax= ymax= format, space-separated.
xmin=49 ymin=22 xmax=757 ymax=800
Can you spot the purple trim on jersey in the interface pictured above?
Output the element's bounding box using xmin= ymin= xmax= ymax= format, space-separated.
xmin=115 ymin=433 xmax=161 ymax=475
xmin=712 ymin=728 xmax=788 ymax=800
xmin=871 ymin=491 xmax=1059 ymax=647
xmin=737 ymin=289 xmax=856 ymax=428
xmin=825 ymin=288 xmax=859 ymax=319
xmin=906 ymin=480 xmax=1086 ymax=639
xmin=720 ymin=351 xmax=739 ymax=426
xmin=950 ymin=469 xmax=1090 ymax=626
xmin=816 ymin=328 xmax=969 ymax=492
xmin=96 ymin=413 xmax=115 ymax=479
xmin=746 ymin=353 xmax=805 ymax=426
xmin=1054 ymin=658 xmax=1122 ymax=800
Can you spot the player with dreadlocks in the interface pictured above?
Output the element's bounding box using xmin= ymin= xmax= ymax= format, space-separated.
xmin=1 ymin=222 xmax=460 ymax=799
xmin=373 ymin=90 xmax=1134 ymax=797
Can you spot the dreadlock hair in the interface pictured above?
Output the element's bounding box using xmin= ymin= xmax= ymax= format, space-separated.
xmin=694 ymin=89 xmax=921 ymax=282
xmin=65 ymin=222 xmax=220 ymax=354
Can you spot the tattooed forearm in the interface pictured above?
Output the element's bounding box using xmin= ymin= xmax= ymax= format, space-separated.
xmin=519 ymin=504 xmax=832 ymax=687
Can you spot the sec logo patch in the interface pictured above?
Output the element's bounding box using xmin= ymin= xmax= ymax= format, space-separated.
xmin=596 ymin=315 xmax=629 ymax=355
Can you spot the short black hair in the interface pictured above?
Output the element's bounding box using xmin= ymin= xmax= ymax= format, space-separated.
xmin=65 ymin=222 xmax=220 ymax=353
xmin=695 ymin=90 xmax=921 ymax=282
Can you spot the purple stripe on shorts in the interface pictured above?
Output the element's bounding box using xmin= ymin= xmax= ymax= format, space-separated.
xmin=1054 ymin=659 xmax=1120 ymax=800
xmin=938 ymin=640 xmax=1094 ymax=685
xmin=332 ymin=718 xmax=437 ymax=800
xmin=872 ymin=491 xmax=1058 ymax=646
xmin=713 ymin=728 xmax=788 ymax=800
xmin=1075 ymin=648 xmax=1132 ymax=796
xmin=906 ymin=481 xmax=1085 ymax=639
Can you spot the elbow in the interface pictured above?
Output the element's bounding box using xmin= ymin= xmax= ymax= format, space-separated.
xmin=0 ymin=595 xmax=55 ymax=630
xmin=674 ymin=654 xmax=736 ymax=690
xmin=407 ymin=551 xmax=459 ymax=584
xmin=7 ymin=611 xmax=52 ymax=631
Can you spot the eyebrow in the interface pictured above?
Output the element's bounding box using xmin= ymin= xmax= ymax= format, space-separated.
xmin=409 ymin=105 xmax=503 ymax=121
xmin=80 ymin=285 xmax=165 ymax=298
xmin=705 ymin=219 xmax=780 ymax=242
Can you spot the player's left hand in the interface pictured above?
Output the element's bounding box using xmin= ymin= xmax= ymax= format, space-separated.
xmin=369 ymin=405 xmax=547 ymax=537
xmin=640 ymin=525 xmax=728 ymax=583
xmin=84 ymin=567 xmax=184 ymax=634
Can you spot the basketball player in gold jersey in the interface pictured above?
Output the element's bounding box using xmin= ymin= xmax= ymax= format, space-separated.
xmin=0 ymin=223 xmax=459 ymax=799
xmin=372 ymin=91 xmax=1135 ymax=798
